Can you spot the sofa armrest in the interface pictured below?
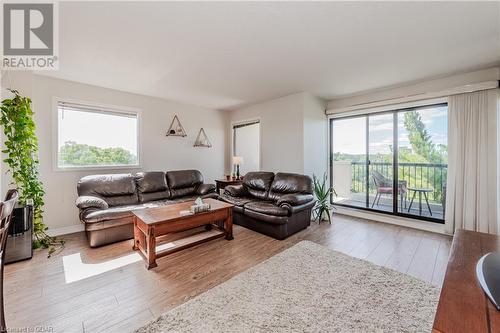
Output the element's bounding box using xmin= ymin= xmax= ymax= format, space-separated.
xmin=197 ymin=183 xmax=216 ymax=195
xmin=279 ymin=198 xmax=316 ymax=215
xmin=75 ymin=196 xmax=108 ymax=210
xmin=277 ymin=194 xmax=314 ymax=206
xmin=224 ymin=184 xmax=248 ymax=197
xmin=287 ymin=200 xmax=317 ymax=214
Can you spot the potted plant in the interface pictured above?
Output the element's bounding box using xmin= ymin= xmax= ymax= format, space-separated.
xmin=312 ymin=173 xmax=337 ymax=224
xmin=0 ymin=89 xmax=62 ymax=258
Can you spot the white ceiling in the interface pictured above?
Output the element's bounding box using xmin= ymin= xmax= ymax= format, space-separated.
xmin=40 ymin=1 xmax=500 ymax=110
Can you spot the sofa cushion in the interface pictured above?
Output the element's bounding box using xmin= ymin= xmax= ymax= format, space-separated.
xmin=84 ymin=217 xmax=134 ymax=232
xmin=243 ymin=209 xmax=288 ymax=225
xmin=268 ymin=172 xmax=313 ymax=201
xmin=244 ymin=201 xmax=289 ymax=217
xmin=220 ymin=195 xmax=256 ymax=207
xmin=277 ymin=194 xmax=315 ymax=207
xmin=81 ymin=200 xmax=174 ymax=224
xmin=135 ymin=171 xmax=168 ymax=193
xmin=224 ymin=184 xmax=248 ymax=197
xmin=77 ymin=174 xmax=139 ymax=207
xmin=166 ymin=170 xmax=203 ymax=198
xmin=135 ymin=171 xmax=170 ymax=203
xmin=81 ymin=205 xmax=140 ymax=223
xmin=243 ymin=172 xmax=275 ymax=200
xmin=169 ymin=193 xmax=218 ymax=203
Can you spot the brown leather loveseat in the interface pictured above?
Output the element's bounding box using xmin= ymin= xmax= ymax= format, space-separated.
xmin=220 ymin=172 xmax=315 ymax=239
xmin=76 ymin=170 xmax=217 ymax=247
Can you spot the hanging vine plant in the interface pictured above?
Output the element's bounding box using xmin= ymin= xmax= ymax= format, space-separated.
xmin=0 ymin=89 xmax=63 ymax=256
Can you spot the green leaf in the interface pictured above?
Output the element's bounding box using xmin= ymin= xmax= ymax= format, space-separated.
xmin=0 ymin=91 xmax=53 ymax=249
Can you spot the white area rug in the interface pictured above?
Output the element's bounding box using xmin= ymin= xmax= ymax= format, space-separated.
xmin=136 ymin=241 xmax=439 ymax=332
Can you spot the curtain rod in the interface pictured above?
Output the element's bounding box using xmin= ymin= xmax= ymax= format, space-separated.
xmin=326 ymin=80 xmax=499 ymax=115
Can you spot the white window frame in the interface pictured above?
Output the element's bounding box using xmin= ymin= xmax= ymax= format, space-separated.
xmin=230 ymin=118 xmax=262 ymax=173
xmin=52 ymin=97 xmax=142 ymax=171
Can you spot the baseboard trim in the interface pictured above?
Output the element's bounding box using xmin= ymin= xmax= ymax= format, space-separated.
xmin=335 ymin=206 xmax=452 ymax=236
xmin=46 ymin=224 xmax=84 ymax=236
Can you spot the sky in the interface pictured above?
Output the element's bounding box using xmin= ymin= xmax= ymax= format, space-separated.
xmin=58 ymin=108 xmax=138 ymax=154
xmin=332 ymin=105 xmax=448 ymax=155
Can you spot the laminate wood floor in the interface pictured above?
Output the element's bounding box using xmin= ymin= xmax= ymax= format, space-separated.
xmin=4 ymin=214 xmax=451 ymax=333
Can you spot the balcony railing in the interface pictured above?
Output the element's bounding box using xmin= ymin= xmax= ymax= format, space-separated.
xmin=350 ymin=161 xmax=448 ymax=203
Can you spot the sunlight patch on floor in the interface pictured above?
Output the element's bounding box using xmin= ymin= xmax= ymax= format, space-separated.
xmin=62 ymin=241 xmax=180 ymax=283
xmin=62 ymin=252 xmax=142 ymax=283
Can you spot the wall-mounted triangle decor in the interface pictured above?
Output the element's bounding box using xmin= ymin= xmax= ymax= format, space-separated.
xmin=194 ymin=128 xmax=212 ymax=148
xmin=166 ymin=115 xmax=187 ymax=137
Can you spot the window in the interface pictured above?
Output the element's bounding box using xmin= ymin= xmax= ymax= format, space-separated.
xmin=330 ymin=103 xmax=448 ymax=223
xmin=56 ymin=100 xmax=139 ymax=169
xmin=232 ymin=120 xmax=260 ymax=175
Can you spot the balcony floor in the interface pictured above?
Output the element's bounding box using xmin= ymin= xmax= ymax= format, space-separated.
xmin=333 ymin=194 xmax=444 ymax=220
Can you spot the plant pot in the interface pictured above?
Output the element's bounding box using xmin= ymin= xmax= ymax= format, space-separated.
xmin=5 ymin=205 xmax=33 ymax=264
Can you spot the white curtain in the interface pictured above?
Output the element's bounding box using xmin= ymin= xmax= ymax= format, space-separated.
xmin=445 ymin=89 xmax=499 ymax=234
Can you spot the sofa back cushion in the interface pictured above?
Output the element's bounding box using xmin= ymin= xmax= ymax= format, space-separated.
xmin=243 ymin=172 xmax=275 ymax=200
xmin=77 ymin=174 xmax=138 ymax=207
xmin=268 ymin=172 xmax=313 ymax=201
xmin=166 ymin=170 xmax=203 ymax=198
xmin=135 ymin=172 xmax=170 ymax=203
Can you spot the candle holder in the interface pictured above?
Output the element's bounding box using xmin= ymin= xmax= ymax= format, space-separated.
xmin=232 ymin=156 xmax=244 ymax=180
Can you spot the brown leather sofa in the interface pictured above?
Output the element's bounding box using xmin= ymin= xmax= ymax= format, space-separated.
xmin=76 ymin=170 xmax=218 ymax=247
xmin=220 ymin=172 xmax=315 ymax=239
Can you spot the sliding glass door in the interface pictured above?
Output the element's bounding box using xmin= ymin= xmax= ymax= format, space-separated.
xmin=368 ymin=113 xmax=394 ymax=213
xmin=331 ymin=117 xmax=367 ymax=209
xmin=397 ymin=105 xmax=448 ymax=219
xmin=330 ymin=103 xmax=447 ymax=223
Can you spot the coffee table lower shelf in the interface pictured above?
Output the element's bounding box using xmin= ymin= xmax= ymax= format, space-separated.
xmin=134 ymin=228 xmax=226 ymax=268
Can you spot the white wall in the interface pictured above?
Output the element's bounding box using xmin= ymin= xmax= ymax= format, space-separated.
xmin=1 ymin=72 xmax=226 ymax=234
xmin=233 ymin=123 xmax=260 ymax=175
xmin=225 ymin=92 xmax=327 ymax=178
xmin=226 ymin=92 xmax=305 ymax=174
xmin=303 ymin=92 xmax=327 ymax=179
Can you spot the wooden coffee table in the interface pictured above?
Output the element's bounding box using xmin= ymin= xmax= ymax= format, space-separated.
xmin=132 ymin=198 xmax=234 ymax=269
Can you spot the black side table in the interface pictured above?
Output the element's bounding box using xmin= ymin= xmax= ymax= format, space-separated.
xmin=407 ymin=187 xmax=433 ymax=216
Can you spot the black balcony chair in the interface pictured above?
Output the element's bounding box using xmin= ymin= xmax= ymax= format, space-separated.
xmin=371 ymin=170 xmax=407 ymax=210
xmin=0 ymin=190 xmax=18 ymax=333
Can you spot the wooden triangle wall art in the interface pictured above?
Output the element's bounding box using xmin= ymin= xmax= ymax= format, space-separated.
xmin=194 ymin=128 xmax=212 ymax=148
xmin=166 ymin=115 xmax=187 ymax=137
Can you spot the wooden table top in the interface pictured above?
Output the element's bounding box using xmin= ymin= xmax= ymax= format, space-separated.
xmin=132 ymin=198 xmax=233 ymax=225
xmin=433 ymin=229 xmax=500 ymax=333
xmin=215 ymin=179 xmax=243 ymax=184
